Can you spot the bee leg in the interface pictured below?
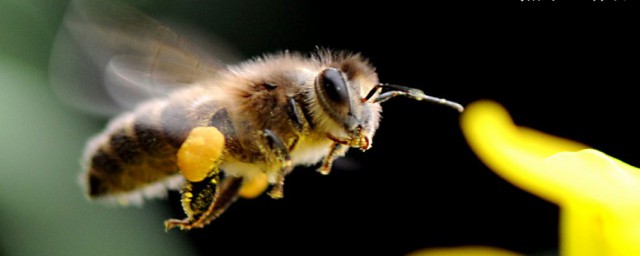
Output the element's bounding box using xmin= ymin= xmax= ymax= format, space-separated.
xmin=287 ymin=97 xmax=305 ymax=132
xmin=262 ymin=129 xmax=292 ymax=199
xmin=164 ymin=173 xmax=220 ymax=231
xmin=190 ymin=175 xmax=243 ymax=228
xmin=318 ymin=143 xmax=346 ymax=175
xmin=164 ymin=174 xmax=243 ymax=231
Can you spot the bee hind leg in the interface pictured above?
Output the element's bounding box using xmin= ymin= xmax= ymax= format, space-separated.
xmin=164 ymin=173 xmax=243 ymax=231
xmin=262 ymin=129 xmax=292 ymax=199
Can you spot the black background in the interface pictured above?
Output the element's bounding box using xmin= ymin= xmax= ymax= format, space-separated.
xmin=129 ymin=0 xmax=638 ymax=255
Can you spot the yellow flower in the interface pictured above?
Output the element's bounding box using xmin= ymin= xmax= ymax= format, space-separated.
xmin=409 ymin=246 xmax=521 ymax=256
xmin=457 ymin=100 xmax=640 ymax=256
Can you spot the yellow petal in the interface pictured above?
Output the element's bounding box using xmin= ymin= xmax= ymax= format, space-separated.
xmin=408 ymin=246 xmax=522 ymax=256
xmin=545 ymin=149 xmax=640 ymax=206
xmin=548 ymin=151 xmax=640 ymax=256
xmin=461 ymin=100 xmax=640 ymax=256
xmin=604 ymin=207 xmax=640 ymax=256
xmin=461 ymin=100 xmax=588 ymax=204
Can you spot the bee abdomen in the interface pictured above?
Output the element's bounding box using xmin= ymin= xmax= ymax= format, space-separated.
xmin=85 ymin=96 xmax=226 ymax=199
xmin=87 ymin=148 xmax=123 ymax=196
xmin=160 ymin=100 xmax=196 ymax=149
xmin=110 ymin=128 xmax=143 ymax=164
xmin=134 ymin=111 xmax=176 ymax=158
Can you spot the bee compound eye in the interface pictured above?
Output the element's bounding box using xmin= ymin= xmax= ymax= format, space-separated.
xmin=320 ymin=68 xmax=350 ymax=107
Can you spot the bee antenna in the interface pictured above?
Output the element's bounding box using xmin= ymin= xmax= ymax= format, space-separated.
xmin=364 ymin=83 xmax=464 ymax=112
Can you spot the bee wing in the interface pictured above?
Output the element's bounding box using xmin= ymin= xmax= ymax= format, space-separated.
xmin=50 ymin=0 xmax=241 ymax=117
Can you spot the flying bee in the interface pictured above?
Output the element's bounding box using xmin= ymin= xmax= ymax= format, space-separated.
xmin=50 ymin=0 xmax=464 ymax=231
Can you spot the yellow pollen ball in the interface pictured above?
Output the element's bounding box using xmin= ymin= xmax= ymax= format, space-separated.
xmin=177 ymin=127 xmax=225 ymax=182
xmin=238 ymin=172 xmax=270 ymax=199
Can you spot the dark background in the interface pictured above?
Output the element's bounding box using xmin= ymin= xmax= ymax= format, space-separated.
xmin=1 ymin=0 xmax=637 ymax=255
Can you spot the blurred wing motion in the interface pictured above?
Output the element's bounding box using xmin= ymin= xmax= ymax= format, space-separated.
xmin=49 ymin=0 xmax=240 ymax=116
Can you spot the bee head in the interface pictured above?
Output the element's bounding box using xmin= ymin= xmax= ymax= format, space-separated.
xmin=314 ymin=67 xmax=381 ymax=151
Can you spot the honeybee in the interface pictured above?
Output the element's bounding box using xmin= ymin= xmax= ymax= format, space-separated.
xmin=50 ymin=0 xmax=464 ymax=231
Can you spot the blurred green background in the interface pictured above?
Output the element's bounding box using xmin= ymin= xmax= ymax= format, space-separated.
xmin=0 ymin=1 xmax=196 ymax=255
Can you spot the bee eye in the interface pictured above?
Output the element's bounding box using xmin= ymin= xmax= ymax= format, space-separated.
xmin=319 ymin=68 xmax=350 ymax=107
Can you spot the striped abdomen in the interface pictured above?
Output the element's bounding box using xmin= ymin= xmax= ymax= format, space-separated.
xmin=84 ymin=92 xmax=234 ymax=199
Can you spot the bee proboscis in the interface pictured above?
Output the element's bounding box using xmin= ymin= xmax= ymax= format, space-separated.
xmin=50 ymin=0 xmax=464 ymax=231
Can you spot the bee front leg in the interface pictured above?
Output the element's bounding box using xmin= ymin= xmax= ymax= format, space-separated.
xmin=318 ymin=143 xmax=347 ymax=175
xmin=262 ymin=129 xmax=292 ymax=199
xmin=164 ymin=174 xmax=243 ymax=231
